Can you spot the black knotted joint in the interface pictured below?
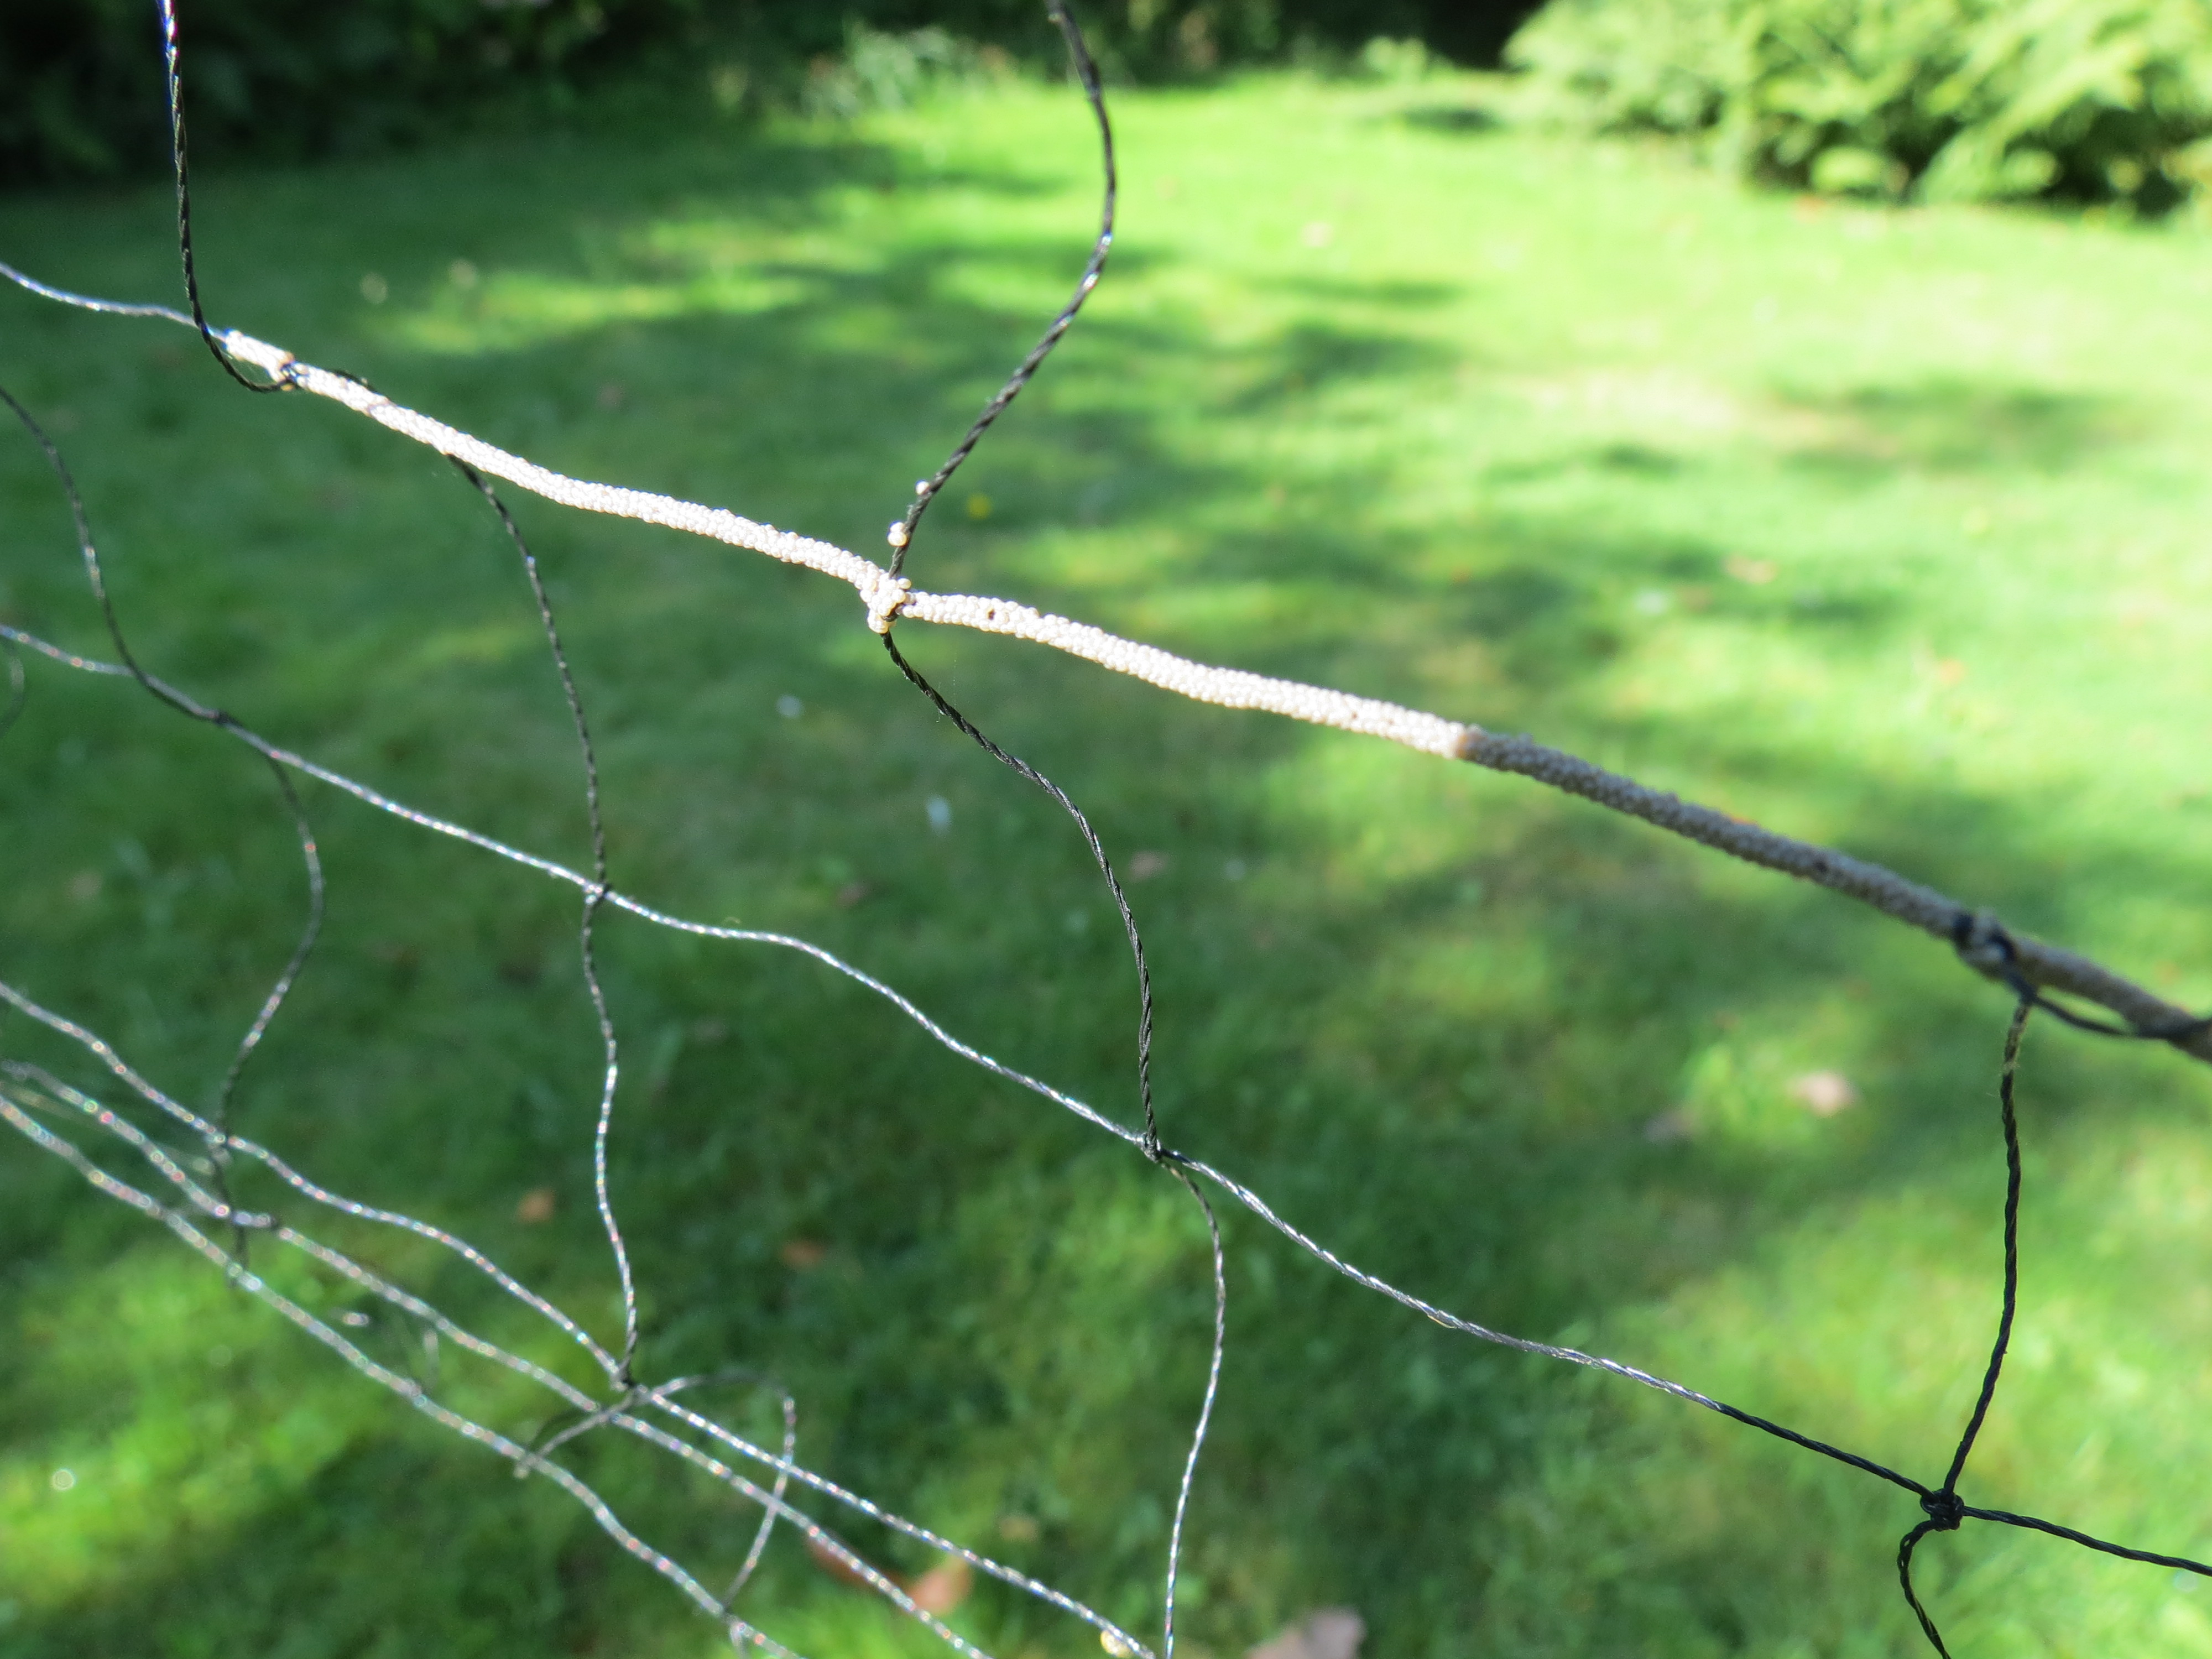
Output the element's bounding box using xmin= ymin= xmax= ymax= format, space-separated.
xmin=1921 ymin=1489 xmax=1965 ymax=1532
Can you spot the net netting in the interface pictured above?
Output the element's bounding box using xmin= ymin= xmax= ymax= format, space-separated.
xmin=4 ymin=6 xmax=2210 ymax=1657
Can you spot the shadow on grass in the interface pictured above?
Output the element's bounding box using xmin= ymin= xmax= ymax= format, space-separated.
xmin=1775 ymin=377 xmax=2146 ymax=476
xmin=1397 ymin=104 xmax=1504 ymax=137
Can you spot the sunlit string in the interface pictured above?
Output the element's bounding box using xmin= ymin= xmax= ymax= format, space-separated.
xmin=0 ymin=378 xmax=325 ymax=1254
xmin=0 ymin=635 xmax=24 ymax=742
xmin=7 ymin=623 xmax=2206 ymax=1657
xmin=158 ymin=0 xmax=285 ymax=393
xmin=885 ymin=0 xmax=1115 ymax=577
xmin=0 ymin=1037 xmax=1141 ymax=1659
xmin=0 ymin=1090 xmax=747 ymax=1630
xmin=454 ymin=458 xmax=640 ymax=1380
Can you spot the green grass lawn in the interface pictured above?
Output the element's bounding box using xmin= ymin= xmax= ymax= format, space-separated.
xmin=5 ymin=63 xmax=2212 ymax=1659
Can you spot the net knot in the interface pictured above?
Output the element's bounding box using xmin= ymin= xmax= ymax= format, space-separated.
xmin=216 ymin=328 xmax=302 ymax=389
xmin=862 ymin=571 xmax=912 ymax=635
xmin=1919 ymin=1489 xmax=1965 ymax=1532
xmin=1949 ymin=910 xmax=2017 ymax=975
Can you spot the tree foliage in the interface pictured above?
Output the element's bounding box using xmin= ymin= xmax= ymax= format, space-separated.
xmin=1508 ymin=0 xmax=2212 ymax=207
xmin=0 ymin=0 xmax=1532 ymax=185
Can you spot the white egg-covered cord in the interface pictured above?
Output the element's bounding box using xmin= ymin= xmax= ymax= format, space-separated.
xmin=174 ymin=324 xmax=2210 ymax=1058
xmin=212 ymin=331 xmax=1474 ymax=759
xmin=1 ymin=266 xmax=2193 ymax=1055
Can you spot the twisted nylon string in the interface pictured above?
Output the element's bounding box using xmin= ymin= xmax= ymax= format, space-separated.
xmin=2 ymin=263 xmax=2195 ymax=1057
xmin=1897 ymin=999 xmax=2029 ymax=1657
xmin=1 ymin=635 xmax=26 ymax=741
xmin=159 ymin=0 xmax=281 ymax=393
xmin=0 ymin=379 xmax=321 ymax=1255
xmin=11 ymin=591 xmax=2210 ymax=1654
xmin=886 ymin=0 xmax=1115 ymax=577
xmin=883 ymin=631 xmax=1162 ymax=1154
xmin=453 ymin=459 xmax=640 ymax=1381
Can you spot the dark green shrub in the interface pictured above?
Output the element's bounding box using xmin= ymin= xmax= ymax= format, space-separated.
xmin=0 ymin=1 xmax=1531 ymax=186
xmin=1507 ymin=0 xmax=2212 ymax=208
xmin=0 ymin=0 xmax=703 ymax=182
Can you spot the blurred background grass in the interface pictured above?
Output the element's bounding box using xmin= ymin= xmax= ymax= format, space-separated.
xmin=5 ymin=49 xmax=2212 ymax=1659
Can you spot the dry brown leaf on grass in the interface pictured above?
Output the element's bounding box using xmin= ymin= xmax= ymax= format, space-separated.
xmin=1247 ymin=1607 xmax=1364 ymax=1659
xmin=514 ymin=1187 xmax=556 ymax=1224
xmin=1789 ymin=1070 xmax=1859 ymax=1117
xmin=804 ymin=1533 xmax=877 ymax=1590
xmin=802 ymin=1535 xmax=972 ymax=1615
xmin=905 ymin=1555 xmax=973 ymax=1615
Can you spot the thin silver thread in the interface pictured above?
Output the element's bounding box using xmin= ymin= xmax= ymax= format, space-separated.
xmin=0 ymin=638 xmax=24 ymax=742
xmin=1161 ymin=1170 xmax=1226 ymax=1659
xmin=0 ymin=377 xmax=327 ymax=1251
xmin=159 ymin=0 xmax=286 ymax=394
xmin=0 ymin=1100 xmax=750 ymax=1629
xmin=211 ymin=764 xmax=324 ymax=1120
xmin=454 ymin=459 xmax=640 ymax=1381
xmin=13 ymin=596 xmax=2210 ymax=1653
xmin=887 ymin=0 xmax=1115 ymax=578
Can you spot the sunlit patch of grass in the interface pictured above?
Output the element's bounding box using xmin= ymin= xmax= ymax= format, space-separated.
xmin=0 ymin=1248 xmax=371 ymax=1606
xmin=393 ymin=268 xmax=812 ymax=357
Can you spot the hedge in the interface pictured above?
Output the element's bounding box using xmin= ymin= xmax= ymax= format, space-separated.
xmin=0 ymin=0 xmax=1537 ymax=185
xmin=1507 ymin=0 xmax=2212 ymax=208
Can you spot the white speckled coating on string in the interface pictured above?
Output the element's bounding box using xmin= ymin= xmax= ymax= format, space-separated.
xmin=202 ymin=327 xmax=2212 ymax=1058
xmin=217 ymin=331 xmax=1473 ymax=760
xmin=900 ymin=591 xmax=1472 ymax=755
